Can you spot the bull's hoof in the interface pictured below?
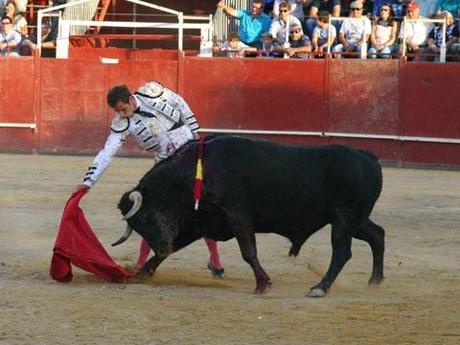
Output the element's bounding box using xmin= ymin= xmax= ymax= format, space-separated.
xmin=135 ymin=269 xmax=154 ymax=278
xmin=207 ymin=262 xmax=225 ymax=279
xmin=368 ymin=275 xmax=384 ymax=285
xmin=255 ymin=280 xmax=272 ymax=295
xmin=307 ymin=288 xmax=327 ymax=298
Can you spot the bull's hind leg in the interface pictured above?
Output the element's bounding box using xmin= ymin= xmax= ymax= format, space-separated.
xmin=308 ymin=213 xmax=353 ymax=297
xmin=353 ymin=219 xmax=385 ymax=285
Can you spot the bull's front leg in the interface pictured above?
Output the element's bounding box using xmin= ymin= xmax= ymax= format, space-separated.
xmin=234 ymin=228 xmax=272 ymax=294
xmin=137 ymin=229 xmax=202 ymax=277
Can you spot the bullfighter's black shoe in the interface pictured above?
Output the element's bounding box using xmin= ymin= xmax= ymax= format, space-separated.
xmin=207 ymin=262 xmax=225 ymax=279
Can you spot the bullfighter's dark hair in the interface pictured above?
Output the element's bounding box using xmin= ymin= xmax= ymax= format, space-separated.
xmin=107 ymin=84 xmax=132 ymax=107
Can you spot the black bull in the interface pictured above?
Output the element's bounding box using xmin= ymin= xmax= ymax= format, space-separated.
xmin=116 ymin=135 xmax=385 ymax=297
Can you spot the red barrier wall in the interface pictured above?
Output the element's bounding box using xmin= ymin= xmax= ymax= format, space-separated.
xmin=0 ymin=54 xmax=459 ymax=167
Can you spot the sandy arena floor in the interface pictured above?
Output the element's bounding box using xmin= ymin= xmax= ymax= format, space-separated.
xmin=0 ymin=153 xmax=459 ymax=345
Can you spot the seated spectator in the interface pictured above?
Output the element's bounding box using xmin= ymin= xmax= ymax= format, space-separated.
xmin=437 ymin=0 xmax=460 ymax=18
xmin=275 ymin=23 xmax=312 ymax=58
xmin=372 ymin=0 xmax=407 ymax=18
xmin=0 ymin=15 xmax=21 ymax=56
xmin=273 ymin=0 xmax=308 ymax=24
xmin=217 ymin=0 xmax=272 ymax=49
xmin=4 ymin=0 xmax=26 ymax=36
xmin=368 ymin=3 xmax=399 ymax=58
xmin=305 ymin=0 xmax=341 ymax=38
xmin=311 ymin=11 xmax=337 ymax=56
xmin=419 ymin=10 xmax=460 ymax=61
xmin=332 ymin=1 xmax=371 ymax=58
xmin=269 ymin=1 xmax=303 ymax=46
xmin=217 ymin=32 xmax=258 ymax=58
xmin=258 ymin=31 xmax=281 ymax=57
xmin=398 ymin=1 xmax=433 ymax=58
xmin=20 ymin=18 xmax=57 ymax=57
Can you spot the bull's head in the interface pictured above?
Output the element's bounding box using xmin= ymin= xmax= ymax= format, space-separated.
xmin=113 ymin=189 xmax=174 ymax=258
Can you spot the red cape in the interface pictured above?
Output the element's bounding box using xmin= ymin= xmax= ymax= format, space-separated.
xmin=50 ymin=188 xmax=133 ymax=283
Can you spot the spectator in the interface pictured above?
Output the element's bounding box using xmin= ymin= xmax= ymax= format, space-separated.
xmin=20 ymin=18 xmax=57 ymax=56
xmin=398 ymin=1 xmax=433 ymax=57
xmin=419 ymin=10 xmax=460 ymax=61
xmin=218 ymin=32 xmax=257 ymax=57
xmin=305 ymin=0 xmax=341 ymax=38
xmin=259 ymin=31 xmax=280 ymax=57
xmin=269 ymin=1 xmax=303 ymax=46
xmin=275 ymin=23 xmax=312 ymax=57
xmin=332 ymin=1 xmax=372 ymax=58
xmin=372 ymin=0 xmax=407 ymax=18
xmin=437 ymin=0 xmax=460 ymax=18
xmin=311 ymin=11 xmax=337 ymax=56
xmin=4 ymin=0 xmax=26 ymax=36
xmin=368 ymin=2 xmax=398 ymax=58
xmin=217 ymin=0 xmax=272 ymax=49
xmin=0 ymin=15 xmax=21 ymax=56
xmin=273 ymin=0 xmax=309 ymax=24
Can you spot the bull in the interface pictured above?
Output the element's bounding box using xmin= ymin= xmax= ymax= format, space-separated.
xmin=114 ymin=135 xmax=385 ymax=297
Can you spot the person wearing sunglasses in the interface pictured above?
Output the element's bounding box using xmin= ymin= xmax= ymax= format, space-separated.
xmin=0 ymin=15 xmax=21 ymax=56
xmin=217 ymin=0 xmax=272 ymax=49
xmin=273 ymin=0 xmax=309 ymax=24
xmin=332 ymin=1 xmax=371 ymax=58
xmin=368 ymin=3 xmax=398 ymax=58
xmin=269 ymin=1 xmax=303 ymax=47
xmin=275 ymin=23 xmax=312 ymax=58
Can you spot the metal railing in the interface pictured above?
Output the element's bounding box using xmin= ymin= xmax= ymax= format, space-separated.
xmin=401 ymin=17 xmax=447 ymax=62
xmin=37 ymin=0 xmax=214 ymax=58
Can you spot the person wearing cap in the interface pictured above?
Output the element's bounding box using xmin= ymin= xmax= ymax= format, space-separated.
xmin=332 ymin=1 xmax=371 ymax=58
xmin=259 ymin=32 xmax=280 ymax=57
xmin=419 ymin=10 xmax=460 ymax=61
xmin=217 ymin=0 xmax=272 ymax=49
xmin=269 ymin=1 xmax=303 ymax=46
xmin=398 ymin=1 xmax=434 ymax=57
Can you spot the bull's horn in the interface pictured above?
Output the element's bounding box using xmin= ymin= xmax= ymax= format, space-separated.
xmin=122 ymin=191 xmax=143 ymax=220
xmin=111 ymin=225 xmax=134 ymax=247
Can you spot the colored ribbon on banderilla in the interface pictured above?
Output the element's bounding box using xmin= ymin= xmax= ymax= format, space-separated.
xmin=193 ymin=137 xmax=205 ymax=211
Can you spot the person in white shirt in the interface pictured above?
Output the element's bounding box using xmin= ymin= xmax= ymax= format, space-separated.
xmin=269 ymin=1 xmax=303 ymax=46
xmin=332 ymin=1 xmax=372 ymax=58
xmin=76 ymin=82 xmax=226 ymax=278
xmin=272 ymin=0 xmax=308 ymax=24
xmin=0 ymin=15 xmax=21 ymax=56
xmin=398 ymin=1 xmax=433 ymax=56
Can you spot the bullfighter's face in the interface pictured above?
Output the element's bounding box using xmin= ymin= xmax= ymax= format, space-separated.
xmin=112 ymin=96 xmax=137 ymax=118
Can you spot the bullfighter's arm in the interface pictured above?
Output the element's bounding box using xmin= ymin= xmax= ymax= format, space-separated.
xmin=82 ymin=119 xmax=128 ymax=188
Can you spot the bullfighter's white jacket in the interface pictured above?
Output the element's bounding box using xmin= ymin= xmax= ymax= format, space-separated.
xmin=82 ymin=81 xmax=199 ymax=188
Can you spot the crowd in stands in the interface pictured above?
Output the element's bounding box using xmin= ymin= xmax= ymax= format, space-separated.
xmin=1 ymin=0 xmax=460 ymax=60
xmin=214 ymin=0 xmax=460 ymax=61
xmin=0 ymin=0 xmax=56 ymax=57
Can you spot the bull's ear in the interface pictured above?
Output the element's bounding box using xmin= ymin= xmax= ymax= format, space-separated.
xmin=122 ymin=191 xmax=143 ymax=220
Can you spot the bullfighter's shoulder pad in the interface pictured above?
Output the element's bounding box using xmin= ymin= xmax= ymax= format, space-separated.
xmin=110 ymin=114 xmax=130 ymax=133
xmin=136 ymin=81 xmax=164 ymax=99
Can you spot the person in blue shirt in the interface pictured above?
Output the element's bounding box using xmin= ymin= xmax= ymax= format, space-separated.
xmin=217 ymin=0 xmax=272 ymax=49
